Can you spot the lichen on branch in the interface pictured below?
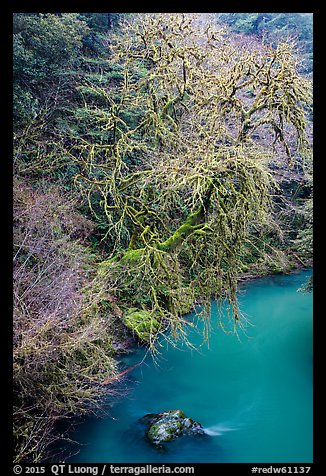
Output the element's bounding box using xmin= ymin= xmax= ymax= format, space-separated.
xmin=57 ymin=13 xmax=311 ymax=343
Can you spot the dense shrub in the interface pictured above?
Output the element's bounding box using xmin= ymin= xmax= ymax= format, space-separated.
xmin=13 ymin=177 xmax=125 ymax=462
xmin=13 ymin=13 xmax=89 ymax=124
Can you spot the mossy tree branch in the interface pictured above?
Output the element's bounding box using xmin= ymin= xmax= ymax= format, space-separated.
xmin=37 ymin=13 xmax=312 ymax=341
xmin=157 ymin=182 xmax=214 ymax=252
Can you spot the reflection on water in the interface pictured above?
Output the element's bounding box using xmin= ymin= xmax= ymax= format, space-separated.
xmin=69 ymin=270 xmax=313 ymax=463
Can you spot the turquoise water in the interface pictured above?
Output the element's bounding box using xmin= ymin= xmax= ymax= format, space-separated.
xmin=69 ymin=270 xmax=313 ymax=463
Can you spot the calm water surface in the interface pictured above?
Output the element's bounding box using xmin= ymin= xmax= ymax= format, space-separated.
xmin=69 ymin=270 xmax=313 ymax=463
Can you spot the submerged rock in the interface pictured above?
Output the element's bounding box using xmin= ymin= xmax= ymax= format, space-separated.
xmin=139 ymin=409 xmax=205 ymax=446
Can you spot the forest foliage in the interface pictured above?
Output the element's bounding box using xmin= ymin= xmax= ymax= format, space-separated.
xmin=13 ymin=12 xmax=313 ymax=462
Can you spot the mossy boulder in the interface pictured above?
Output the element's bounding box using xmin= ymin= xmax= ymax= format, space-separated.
xmin=123 ymin=308 xmax=161 ymax=343
xmin=140 ymin=409 xmax=205 ymax=446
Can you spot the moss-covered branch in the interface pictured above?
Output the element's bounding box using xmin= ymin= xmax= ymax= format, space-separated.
xmin=158 ymin=183 xmax=214 ymax=252
xmin=29 ymin=13 xmax=311 ymax=339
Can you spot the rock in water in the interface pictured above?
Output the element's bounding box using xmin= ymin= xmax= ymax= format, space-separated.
xmin=139 ymin=409 xmax=205 ymax=445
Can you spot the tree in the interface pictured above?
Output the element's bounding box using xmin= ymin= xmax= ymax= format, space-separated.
xmin=80 ymin=13 xmax=121 ymax=31
xmin=13 ymin=13 xmax=89 ymax=123
xmin=51 ymin=13 xmax=311 ymax=345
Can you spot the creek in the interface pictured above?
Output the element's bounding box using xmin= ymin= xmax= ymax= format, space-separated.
xmin=68 ymin=269 xmax=313 ymax=463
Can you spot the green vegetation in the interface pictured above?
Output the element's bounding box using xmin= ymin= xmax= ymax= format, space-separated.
xmin=13 ymin=177 xmax=127 ymax=461
xmin=124 ymin=309 xmax=161 ymax=343
xmin=13 ymin=12 xmax=313 ymax=462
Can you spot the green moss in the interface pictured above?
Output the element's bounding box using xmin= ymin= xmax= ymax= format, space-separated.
xmin=97 ymin=248 xmax=145 ymax=279
xmin=158 ymin=213 xmax=202 ymax=252
xmin=123 ymin=308 xmax=161 ymax=342
xmin=148 ymin=422 xmax=178 ymax=441
xmin=239 ymin=263 xmax=249 ymax=272
xmin=120 ymin=248 xmax=144 ymax=263
xmin=147 ymin=417 xmax=182 ymax=443
xmin=145 ymin=410 xmax=203 ymax=445
xmin=171 ymin=409 xmax=185 ymax=419
xmin=271 ymin=266 xmax=284 ymax=274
